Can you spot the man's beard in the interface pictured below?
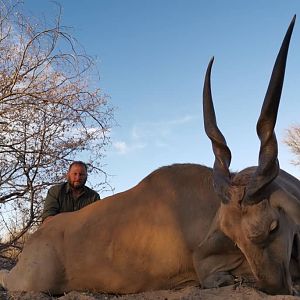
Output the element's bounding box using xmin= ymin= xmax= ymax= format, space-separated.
xmin=68 ymin=179 xmax=87 ymax=190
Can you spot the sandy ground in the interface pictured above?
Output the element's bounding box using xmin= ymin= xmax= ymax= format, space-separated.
xmin=3 ymin=285 xmax=300 ymax=300
xmin=1 ymin=258 xmax=300 ymax=300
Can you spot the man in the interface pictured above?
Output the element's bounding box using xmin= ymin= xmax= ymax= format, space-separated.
xmin=42 ymin=161 xmax=100 ymax=224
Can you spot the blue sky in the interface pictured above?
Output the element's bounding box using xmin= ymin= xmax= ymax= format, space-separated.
xmin=25 ymin=1 xmax=300 ymax=197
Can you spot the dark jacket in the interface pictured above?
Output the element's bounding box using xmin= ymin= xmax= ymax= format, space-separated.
xmin=42 ymin=182 xmax=100 ymax=221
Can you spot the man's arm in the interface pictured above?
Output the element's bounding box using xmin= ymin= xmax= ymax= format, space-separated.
xmin=95 ymin=191 xmax=101 ymax=201
xmin=42 ymin=185 xmax=61 ymax=222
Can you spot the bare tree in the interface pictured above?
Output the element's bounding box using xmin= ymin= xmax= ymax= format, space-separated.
xmin=0 ymin=1 xmax=114 ymax=253
xmin=284 ymin=125 xmax=300 ymax=168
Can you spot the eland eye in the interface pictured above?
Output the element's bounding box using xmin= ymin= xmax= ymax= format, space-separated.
xmin=269 ymin=220 xmax=278 ymax=234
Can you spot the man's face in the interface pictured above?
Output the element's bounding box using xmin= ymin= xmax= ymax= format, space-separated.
xmin=67 ymin=164 xmax=87 ymax=189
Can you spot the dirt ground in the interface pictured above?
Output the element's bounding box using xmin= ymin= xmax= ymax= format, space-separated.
xmin=1 ymin=257 xmax=300 ymax=300
xmin=3 ymin=285 xmax=300 ymax=300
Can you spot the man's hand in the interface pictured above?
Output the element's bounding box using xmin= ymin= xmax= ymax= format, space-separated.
xmin=41 ymin=216 xmax=55 ymax=226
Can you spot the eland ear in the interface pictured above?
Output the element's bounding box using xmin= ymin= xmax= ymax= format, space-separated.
xmin=244 ymin=15 xmax=296 ymax=204
xmin=194 ymin=227 xmax=244 ymax=288
xmin=197 ymin=229 xmax=235 ymax=259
